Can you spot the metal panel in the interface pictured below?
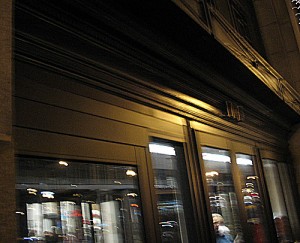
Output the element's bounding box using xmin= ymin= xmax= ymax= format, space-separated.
xmin=15 ymin=75 xmax=185 ymax=142
xmin=15 ymin=127 xmax=137 ymax=164
xmin=191 ymin=121 xmax=256 ymax=146
xmin=196 ymin=131 xmax=229 ymax=149
xmin=230 ymin=141 xmax=254 ymax=155
xmin=135 ymin=146 xmax=159 ymax=243
xmin=15 ymin=97 xmax=148 ymax=147
xmin=183 ymin=124 xmax=214 ymax=242
xmin=259 ymin=148 xmax=286 ymax=162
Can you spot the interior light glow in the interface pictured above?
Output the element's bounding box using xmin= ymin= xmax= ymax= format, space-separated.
xmin=246 ymin=183 xmax=254 ymax=188
xmin=202 ymin=153 xmax=231 ymax=163
xmin=237 ymin=158 xmax=253 ymax=165
xmin=149 ymin=144 xmax=176 ymax=155
xmin=16 ymin=211 xmax=25 ymax=215
xmin=205 ymin=171 xmax=219 ymax=177
xmin=59 ymin=161 xmax=68 ymax=166
xmin=247 ymin=176 xmax=258 ymax=180
xmin=27 ymin=188 xmax=37 ymax=195
xmin=41 ymin=191 xmax=55 ymax=199
xmin=126 ymin=170 xmax=137 ymax=177
xmin=242 ymin=188 xmax=254 ymax=193
xmin=127 ymin=193 xmax=138 ymax=197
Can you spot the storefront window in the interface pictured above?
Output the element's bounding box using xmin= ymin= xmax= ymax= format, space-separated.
xmin=149 ymin=140 xmax=195 ymax=243
xmin=277 ymin=163 xmax=300 ymax=240
xmin=263 ymin=159 xmax=293 ymax=242
xmin=236 ymin=153 xmax=269 ymax=242
xmin=16 ymin=157 xmax=145 ymax=243
xmin=202 ymin=147 xmax=243 ymax=242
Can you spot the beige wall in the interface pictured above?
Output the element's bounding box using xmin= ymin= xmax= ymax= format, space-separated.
xmin=0 ymin=0 xmax=16 ymax=241
xmin=252 ymin=0 xmax=300 ymax=92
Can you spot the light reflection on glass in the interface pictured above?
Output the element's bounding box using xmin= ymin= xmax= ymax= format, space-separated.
xmin=16 ymin=157 xmax=145 ymax=243
xmin=150 ymin=141 xmax=195 ymax=243
xmin=236 ymin=153 xmax=269 ymax=243
xmin=149 ymin=143 xmax=176 ymax=155
xmin=58 ymin=161 xmax=68 ymax=167
xmin=263 ymin=159 xmax=293 ymax=242
xmin=126 ymin=169 xmax=137 ymax=177
xmin=202 ymin=147 xmax=243 ymax=242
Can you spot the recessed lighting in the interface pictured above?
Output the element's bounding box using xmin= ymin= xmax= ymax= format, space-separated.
xmin=202 ymin=153 xmax=231 ymax=163
xmin=41 ymin=191 xmax=55 ymax=199
xmin=237 ymin=158 xmax=253 ymax=165
xmin=59 ymin=161 xmax=68 ymax=166
xmin=27 ymin=188 xmax=37 ymax=195
xmin=126 ymin=170 xmax=137 ymax=177
xmin=205 ymin=171 xmax=219 ymax=177
xmin=149 ymin=144 xmax=176 ymax=155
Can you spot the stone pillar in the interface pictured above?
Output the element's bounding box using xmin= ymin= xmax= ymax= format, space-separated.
xmin=0 ymin=0 xmax=15 ymax=241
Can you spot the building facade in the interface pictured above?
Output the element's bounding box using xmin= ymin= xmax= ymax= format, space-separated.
xmin=1 ymin=0 xmax=300 ymax=242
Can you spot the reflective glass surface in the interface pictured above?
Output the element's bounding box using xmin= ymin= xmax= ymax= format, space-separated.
xmin=202 ymin=147 xmax=243 ymax=242
xmin=236 ymin=154 xmax=269 ymax=243
xmin=263 ymin=159 xmax=293 ymax=242
xmin=149 ymin=141 xmax=195 ymax=243
xmin=16 ymin=157 xmax=144 ymax=243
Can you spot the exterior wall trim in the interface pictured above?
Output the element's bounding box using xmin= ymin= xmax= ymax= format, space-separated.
xmin=209 ymin=8 xmax=300 ymax=115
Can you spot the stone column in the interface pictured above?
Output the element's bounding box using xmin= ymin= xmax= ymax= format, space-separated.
xmin=0 ymin=0 xmax=15 ymax=241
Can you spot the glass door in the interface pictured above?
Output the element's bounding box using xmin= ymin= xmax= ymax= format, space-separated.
xmin=149 ymin=140 xmax=196 ymax=243
xmin=201 ymin=147 xmax=274 ymax=243
xmin=201 ymin=146 xmax=243 ymax=243
xmin=263 ymin=159 xmax=294 ymax=242
xmin=236 ymin=153 xmax=269 ymax=243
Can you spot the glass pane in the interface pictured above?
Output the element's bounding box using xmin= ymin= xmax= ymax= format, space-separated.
xmin=263 ymin=159 xmax=293 ymax=242
xmin=202 ymin=147 xmax=243 ymax=242
xmin=149 ymin=141 xmax=195 ymax=243
xmin=236 ymin=154 xmax=269 ymax=243
xmin=277 ymin=163 xmax=300 ymax=240
xmin=16 ymin=157 xmax=144 ymax=243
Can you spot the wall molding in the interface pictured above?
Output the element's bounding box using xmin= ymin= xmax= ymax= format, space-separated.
xmin=14 ymin=0 xmax=294 ymax=147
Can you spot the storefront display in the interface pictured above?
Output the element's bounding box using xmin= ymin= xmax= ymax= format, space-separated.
xmin=8 ymin=1 xmax=300 ymax=242
xmin=16 ymin=158 xmax=144 ymax=243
